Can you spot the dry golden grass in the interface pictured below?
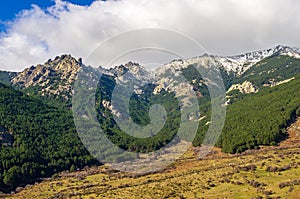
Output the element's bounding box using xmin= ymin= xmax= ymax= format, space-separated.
xmin=2 ymin=144 xmax=300 ymax=199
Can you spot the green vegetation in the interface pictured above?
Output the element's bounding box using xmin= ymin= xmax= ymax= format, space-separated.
xmin=0 ymin=83 xmax=98 ymax=192
xmin=192 ymin=76 xmax=300 ymax=153
xmin=94 ymin=63 xmax=300 ymax=155
xmin=95 ymin=75 xmax=181 ymax=153
xmin=219 ymin=76 xmax=300 ymax=153
xmin=234 ymin=55 xmax=300 ymax=87
xmin=0 ymin=71 xmax=16 ymax=85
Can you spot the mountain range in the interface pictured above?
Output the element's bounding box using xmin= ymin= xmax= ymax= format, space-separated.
xmin=0 ymin=45 xmax=300 ymax=192
xmin=3 ymin=45 xmax=298 ymax=98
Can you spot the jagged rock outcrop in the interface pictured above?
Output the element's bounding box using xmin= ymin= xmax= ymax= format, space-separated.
xmin=263 ymin=77 xmax=295 ymax=87
xmin=155 ymin=45 xmax=300 ymax=76
xmin=10 ymin=45 xmax=300 ymax=101
xmin=227 ymin=81 xmax=258 ymax=94
xmin=12 ymin=55 xmax=82 ymax=99
xmin=111 ymin=62 xmax=154 ymax=84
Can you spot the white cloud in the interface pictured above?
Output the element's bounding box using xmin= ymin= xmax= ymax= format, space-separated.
xmin=0 ymin=0 xmax=300 ymax=71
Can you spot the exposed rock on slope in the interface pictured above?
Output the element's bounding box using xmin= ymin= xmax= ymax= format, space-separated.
xmin=111 ymin=61 xmax=153 ymax=84
xmin=12 ymin=55 xmax=82 ymax=99
xmin=10 ymin=45 xmax=300 ymax=100
xmin=227 ymin=81 xmax=258 ymax=94
xmin=155 ymin=45 xmax=300 ymax=76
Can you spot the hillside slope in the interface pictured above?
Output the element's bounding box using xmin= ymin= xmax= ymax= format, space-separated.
xmin=4 ymin=136 xmax=300 ymax=199
xmin=0 ymin=83 xmax=97 ymax=193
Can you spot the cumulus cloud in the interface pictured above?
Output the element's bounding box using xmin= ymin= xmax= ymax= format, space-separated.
xmin=0 ymin=0 xmax=300 ymax=71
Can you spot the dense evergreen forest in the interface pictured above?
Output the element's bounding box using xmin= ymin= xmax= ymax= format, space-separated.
xmin=219 ymin=77 xmax=300 ymax=153
xmin=233 ymin=55 xmax=300 ymax=86
xmin=0 ymin=83 xmax=98 ymax=192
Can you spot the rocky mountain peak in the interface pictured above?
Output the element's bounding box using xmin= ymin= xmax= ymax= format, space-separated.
xmin=229 ymin=45 xmax=300 ymax=62
xmin=273 ymin=44 xmax=299 ymax=53
xmin=11 ymin=54 xmax=82 ymax=99
xmin=272 ymin=45 xmax=300 ymax=59
xmin=47 ymin=54 xmax=82 ymax=71
xmin=110 ymin=62 xmax=153 ymax=84
xmin=111 ymin=62 xmax=146 ymax=76
xmin=8 ymin=45 xmax=300 ymax=101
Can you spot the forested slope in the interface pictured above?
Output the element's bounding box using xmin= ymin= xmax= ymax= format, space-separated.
xmin=219 ymin=77 xmax=300 ymax=153
xmin=0 ymin=83 xmax=97 ymax=192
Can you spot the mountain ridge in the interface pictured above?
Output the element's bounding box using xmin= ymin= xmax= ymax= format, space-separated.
xmin=4 ymin=44 xmax=299 ymax=100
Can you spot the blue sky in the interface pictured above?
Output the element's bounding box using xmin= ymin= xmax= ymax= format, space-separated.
xmin=0 ymin=0 xmax=95 ymax=31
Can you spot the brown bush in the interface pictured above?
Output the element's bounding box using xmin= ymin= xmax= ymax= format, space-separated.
xmin=279 ymin=179 xmax=300 ymax=189
xmin=266 ymin=164 xmax=291 ymax=172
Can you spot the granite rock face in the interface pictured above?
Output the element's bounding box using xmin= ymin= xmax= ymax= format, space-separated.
xmin=12 ymin=55 xmax=82 ymax=99
xmin=227 ymin=81 xmax=259 ymax=94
